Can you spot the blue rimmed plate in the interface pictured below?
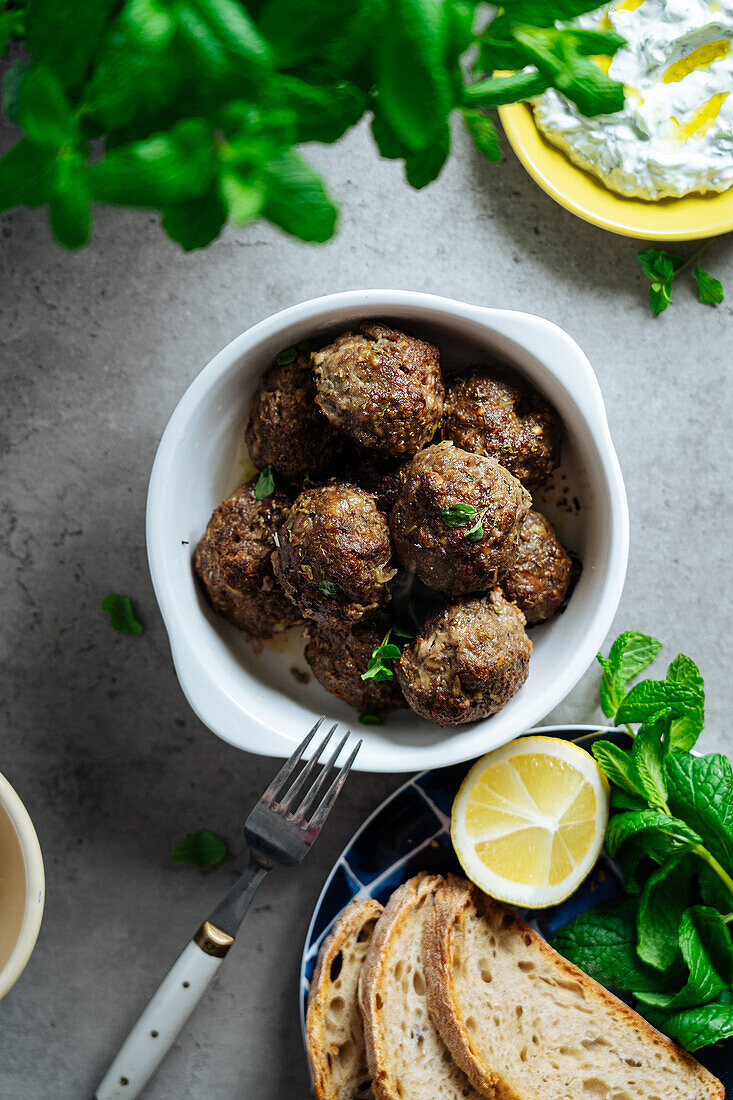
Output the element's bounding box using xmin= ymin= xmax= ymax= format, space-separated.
xmin=300 ymin=724 xmax=731 ymax=1092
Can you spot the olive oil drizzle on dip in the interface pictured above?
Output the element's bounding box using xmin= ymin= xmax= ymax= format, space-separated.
xmin=532 ymin=0 xmax=733 ymax=199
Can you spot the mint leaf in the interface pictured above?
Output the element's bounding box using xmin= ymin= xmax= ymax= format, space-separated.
xmin=637 ymin=247 xmax=686 ymax=282
xmin=19 ymin=63 xmax=79 ymax=147
xmin=171 ymin=829 xmax=228 ymax=867
xmin=550 ymin=898 xmax=674 ymax=993
xmin=636 ymin=906 xmax=733 ymax=1008
xmin=694 ymin=266 xmax=724 ymax=305
xmin=597 ymin=631 xmax=661 ymax=717
xmin=592 ymin=741 xmax=645 ymax=799
xmin=632 ymin=721 xmax=667 ymax=809
xmin=264 ymin=76 xmax=367 ymax=145
xmin=666 ymin=654 xmax=704 ymax=751
xmin=359 ymin=711 xmax=382 ymax=725
xmin=637 ymin=854 xmax=693 ymax=970
xmin=89 ymin=119 xmax=217 ymax=208
xmin=219 ymin=172 xmax=265 ymax=227
xmin=254 ymin=467 xmax=275 ymax=500
xmin=606 ymin=809 xmax=701 ymax=859
xmin=512 ymin=24 xmax=624 ymax=116
xmin=263 ymin=151 xmax=337 ymax=243
xmin=462 ymin=108 xmax=501 ymax=162
xmin=101 ymin=593 xmax=143 ymax=635
xmin=49 ymin=152 xmax=91 ymax=249
xmin=615 ymin=679 xmax=701 ymax=726
xmin=649 ymin=280 xmax=673 ymax=316
xmin=376 ymin=0 xmax=451 ymax=154
xmin=26 ymin=0 xmax=118 ymax=92
xmin=644 ymin=995 xmax=733 ymax=1051
xmin=0 ymin=138 xmax=55 ymax=211
xmin=404 ymin=120 xmax=450 ymax=189
xmin=666 ymin=753 xmax=733 ymax=875
xmin=162 ymin=182 xmax=227 ymax=251
xmin=464 ymin=70 xmax=549 ymax=107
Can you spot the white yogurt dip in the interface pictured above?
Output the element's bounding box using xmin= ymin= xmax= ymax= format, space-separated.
xmin=532 ymin=0 xmax=733 ymax=199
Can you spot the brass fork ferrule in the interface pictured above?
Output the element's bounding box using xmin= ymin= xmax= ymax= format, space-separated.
xmin=194 ymin=920 xmax=234 ymax=958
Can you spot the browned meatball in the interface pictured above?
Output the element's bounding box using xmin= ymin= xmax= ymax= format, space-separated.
xmin=244 ymin=353 xmax=341 ymax=483
xmin=500 ymin=510 xmax=574 ymax=625
xmin=312 ymin=321 xmax=444 ymax=457
xmin=347 ymin=452 xmax=409 ymax=514
xmin=397 ymin=591 xmax=532 ymax=726
xmin=194 ymin=481 xmax=300 ymax=638
xmin=389 ymin=442 xmax=531 ymax=595
xmin=441 ymin=368 xmax=561 ymax=484
xmin=272 ymin=483 xmax=396 ymax=626
xmin=304 ymin=622 xmax=405 ymax=713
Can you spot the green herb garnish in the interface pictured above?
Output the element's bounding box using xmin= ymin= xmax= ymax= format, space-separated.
xmin=0 ymin=2 xmax=625 ymax=252
xmin=101 ymin=593 xmax=143 ymax=635
xmin=359 ymin=711 xmax=382 ymax=725
xmin=254 ymin=466 xmax=275 ymax=500
xmin=638 ymin=246 xmax=725 ymax=316
xmin=550 ymin=631 xmax=733 ymax=1052
xmin=171 ymin=830 xmax=228 ymax=868
xmin=361 ymin=624 xmax=413 ymax=683
xmin=440 ymin=503 xmax=477 ymax=528
xmin=318 ymin=579 xmax=337 ymax=598
xmin=276 ymin=347 xmax=298 ymax=366
xmin=441 ymin=502 xmax=485 ymax=542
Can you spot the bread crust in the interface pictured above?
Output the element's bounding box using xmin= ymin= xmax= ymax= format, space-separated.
xmin=423 ymin=876 xmax=724 ymax=1100
xmin=307 ymin=896 xmax=383 ymax=1100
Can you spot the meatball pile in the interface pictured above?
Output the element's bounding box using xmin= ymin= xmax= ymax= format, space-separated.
xmin=195 ymin=322 xmax=577 ymax=727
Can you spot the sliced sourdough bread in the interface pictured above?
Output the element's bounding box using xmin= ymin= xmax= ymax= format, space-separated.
xmin=307 ymin=897 xmax=383 ymax=1100
xmin=358 ymin=873 xmax=485 ymax=1100
xmin=423 ymin=875 xmax=724 ymax=1100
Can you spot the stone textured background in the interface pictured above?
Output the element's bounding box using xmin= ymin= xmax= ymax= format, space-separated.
xmin=1 ymin=112 xmax=731 ymax=1098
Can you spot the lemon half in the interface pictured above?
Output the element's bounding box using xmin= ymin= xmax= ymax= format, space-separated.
xmin=451 ymin=736 xmax=610 ymax=909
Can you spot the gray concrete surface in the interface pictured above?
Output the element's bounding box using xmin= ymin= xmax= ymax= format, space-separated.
xmin=1 ymin=108 xmax=731 ymax=1099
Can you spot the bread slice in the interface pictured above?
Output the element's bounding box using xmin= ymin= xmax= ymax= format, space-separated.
xmin=423 ymin=876 xmax=724 ymax=1100
xmin=358 ymin=873 xmax=485 ymax=1100
xmin=307 ymin=897 xmax=383 ymax=1100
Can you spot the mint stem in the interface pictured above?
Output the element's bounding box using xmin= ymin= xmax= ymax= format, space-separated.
xmin=691 ymin=842 xmax=733 ymax=905
xmin=674 ymin=242 xmax=710 ymax=277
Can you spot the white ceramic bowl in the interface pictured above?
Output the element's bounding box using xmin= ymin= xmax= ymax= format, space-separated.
xmin=146 ymin=291 xmax=628 ymax=773
xmin=0 ymin=771 xmax=44 ymax=999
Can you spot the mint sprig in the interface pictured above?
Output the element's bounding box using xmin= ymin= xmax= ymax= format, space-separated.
xmin=361 ymin=623 xmax=413 ymax=683
xmin=0 ymin=0 xmax=625 ymax=251
xmin=551 ymin=632 xmax=733 ymax=1052
xmin=172 ymin=830 xmax=228 ymax=868
xmin=638 ymin=245 xmax=725 ymax=316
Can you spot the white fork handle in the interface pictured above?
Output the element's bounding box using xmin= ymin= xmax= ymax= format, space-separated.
xmin=95 ymin=939 xmax=222 ymax=1100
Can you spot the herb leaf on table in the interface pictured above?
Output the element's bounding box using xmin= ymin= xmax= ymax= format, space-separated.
xmin=550 ymin=631 xmax=733 ymax=1051
xmin=101 ymin=593 xmax=143 ymax=635
xmin=171 ymin=830 xmax=228 ymax=868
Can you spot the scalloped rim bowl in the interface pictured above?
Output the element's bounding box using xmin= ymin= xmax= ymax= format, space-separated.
xmin=499 ymin=102 xmax=733 ymax=242
xmin=0 ymin=771 xmax=45 ymax=1000
xmin=146 ymin=291 xmax=629 ymax=773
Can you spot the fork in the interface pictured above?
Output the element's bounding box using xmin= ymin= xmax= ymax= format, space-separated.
xmin=95 ymin=718 xmax=360 ymax=1100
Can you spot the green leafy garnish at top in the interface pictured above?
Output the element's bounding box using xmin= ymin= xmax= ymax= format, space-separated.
xmin=440 ymin=502 xmax=485 ymax=542
xmin=0 ymin=0 xmax=626 ymax=252
xmin=551 ymin=630 xmax=733 ymax=1052
xmin=638 ymin=245 xmax=725 ymax=316
xmin=255 ymin=466 xmax=275 ymax=500
xmin=171 ymin=830 xmax=228 ymax=868
xmin=362 ymin=623 xmax=413 ymax=682
xmin=101 ymin=593 xmax=143 ymax=635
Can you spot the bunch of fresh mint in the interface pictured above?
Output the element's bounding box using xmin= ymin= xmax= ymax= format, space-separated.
xmin=0 ymin=0 xmax=626 ymax=250
xmin=552 ymin=631 xmax=733 ymax=1052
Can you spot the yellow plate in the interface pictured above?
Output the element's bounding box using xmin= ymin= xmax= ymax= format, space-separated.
xmin=499 ymin=101 xmax=733 ymax=242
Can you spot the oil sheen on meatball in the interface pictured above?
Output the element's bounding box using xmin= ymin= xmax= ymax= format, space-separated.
xmin=304 ymin=622 xmax=405 ymax=713
xmin=441 ymin=368 xmax=561 ymax=484
xmin=244 ymin=353 xmax=341 ymax=483
xmin=396 ymin=591 xmax=532 ymax=726
xmin=272 ymin=483 xmax=396 ymax=626
xmin=312 ymin=321 xmax=444 ymax=457
xmin=194 ymin=481 xmax=300 ymax=638
xmin=389 ymin=441 xmax=531 ymax=595
xmin=500 ymin=509 xmax=574 ymax=624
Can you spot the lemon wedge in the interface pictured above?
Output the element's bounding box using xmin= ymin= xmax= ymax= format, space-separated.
xmin=451 ymin=736 xmax=609 ymax=908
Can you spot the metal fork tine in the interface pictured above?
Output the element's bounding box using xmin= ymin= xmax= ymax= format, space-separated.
xmin=260 ymin=716 xmax=324 ymax=804
xmin=307 ymin=740 xmax=362 ymax=832
xmin=278 ymin=723 xmax=337 ymax=812
xmin=295 ymin=728 xmax=350 ymax=822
